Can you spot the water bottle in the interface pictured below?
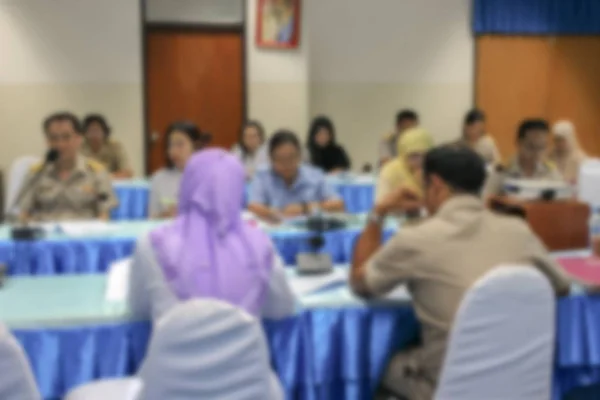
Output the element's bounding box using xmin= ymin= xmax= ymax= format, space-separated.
xmin=589 ymin=208 xmax=600 ymax=256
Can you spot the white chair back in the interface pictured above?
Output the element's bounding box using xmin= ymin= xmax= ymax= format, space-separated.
xmin=0 ymin=324 xmax=41 ymax=400
xmin=578 ymin=158 xmax=600 ymax=205
xmin=137 ymin=299 xmax=283 ymax=400
xmin=435 ymin=266 xmax=555 ymax=400
xmin=5 ymin=156 xmax=40 ymax=215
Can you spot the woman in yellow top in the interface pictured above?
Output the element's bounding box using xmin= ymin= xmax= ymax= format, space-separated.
xmin=375 ymin=127 xmax=434 ymax=203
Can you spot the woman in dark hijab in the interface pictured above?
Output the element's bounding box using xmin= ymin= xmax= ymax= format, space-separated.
xmin=306 ymin=116 xmax=351 ymax=174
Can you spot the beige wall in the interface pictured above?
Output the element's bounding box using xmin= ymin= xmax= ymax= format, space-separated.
xmin=0 ymin=0 xmax=474 ymax=175
xmin=0 ymin=0 xmax=143 ymax=174
xmin=306 ymin=0 xmax=474 ymax=169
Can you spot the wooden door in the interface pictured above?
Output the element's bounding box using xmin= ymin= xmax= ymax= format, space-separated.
xmin=547 ymin=37 xmax=600 ymax=156
xmin=476 ymin=36 xmax=553 ymax=158
xmin=145 ymin=27 xmax=244 ymax=173
xmin=477 ymin=35 xmax=600 ymax=158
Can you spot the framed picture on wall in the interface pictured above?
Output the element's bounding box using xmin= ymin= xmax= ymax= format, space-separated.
xmin=256 ymin=0 xmax=301 ymax=49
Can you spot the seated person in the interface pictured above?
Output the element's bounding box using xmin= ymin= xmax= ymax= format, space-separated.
xmin=18 ymin=112 xmax=116 ymax=222
xmin=149 ymin=121 xmax=202 ymax=219
xmin=351 ymin=144 xmax=575 ymax=400
xmin=458 ymin=109 xmax=501 ymax=165
xmin=306 ymin=116 xmax=351 ymax=174
xmin=248 ymin=130 xmax=345 ymax=222
xmin=483 ymin=119 xmax=562 ymax=198
xmin=549 ymin=120 xmax=588 ymax=184
xmin=81 ymin=114 xmax=133 ymax=179
xmin=375 ymin=127 xmax=433 ymax=204
xmin=128 ymin=149 xmax=296 ymax=321
xmin=232 ymin=120 xmax=269 ymax=180
xmin=379 ymin=109 xmax=419 ymax=166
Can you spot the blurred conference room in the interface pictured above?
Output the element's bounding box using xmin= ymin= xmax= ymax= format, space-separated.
xmin=1 ymin=1 xmax=600 ymax=399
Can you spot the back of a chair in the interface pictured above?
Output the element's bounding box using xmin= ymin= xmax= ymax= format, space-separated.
xmin=137 ymin=299 xmax=283 ymax=400
xmin=0 ymin=324 xmax=41 ymax=400
xmin=5 ymin=156 xmax=40 ymax=215
xmin=435 ymin=266 xmax=555 ymax=400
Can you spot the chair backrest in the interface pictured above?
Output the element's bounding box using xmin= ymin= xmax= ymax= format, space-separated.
xmin=5 ymin=156 xmax=40 ymax=214
xmin=137 ymin=299 xmax=283 ymax=400
xmin=435 ymin=266 xmax=555 ymax=400
xmin=0 ymin=324 xmax=41 ymax=400
xmin=578 ymin=158 xmax=600 ymax=205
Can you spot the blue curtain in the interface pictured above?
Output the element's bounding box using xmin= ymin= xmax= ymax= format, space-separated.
xmin=474 ymin=0 xmax=600 ymax=35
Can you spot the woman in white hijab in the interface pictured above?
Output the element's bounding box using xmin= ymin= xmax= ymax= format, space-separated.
xmin=550 ymin=120 xmax=588 ymax=184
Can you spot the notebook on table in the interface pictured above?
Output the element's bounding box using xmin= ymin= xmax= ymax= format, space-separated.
xmin=558 ymin=256 xmax=600 ymax=284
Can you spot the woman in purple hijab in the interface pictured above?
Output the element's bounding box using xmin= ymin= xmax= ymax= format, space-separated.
xmin=127 ymin=149 xmax=295 ymax=320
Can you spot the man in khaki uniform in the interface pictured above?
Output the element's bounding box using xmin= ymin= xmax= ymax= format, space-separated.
xmin=378 ymin=109 xmax=419 ymax=166
xmin=351 ymin=144 xmax=574 ymax=400
xmin=483 ymin=118 xmax=563 ymax=198
xmin=18 ymin=112 xmax=117 ymax=222
xmin=81 ymin=114 xmax=132 ymax=179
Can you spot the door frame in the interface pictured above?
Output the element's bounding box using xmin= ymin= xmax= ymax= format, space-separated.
xmin=141 ymin=6 xmax=247 ymax=175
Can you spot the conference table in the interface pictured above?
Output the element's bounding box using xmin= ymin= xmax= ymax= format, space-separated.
xmin=0 ymin=216 xmax=397 ymax=275
xmin=2 ymin=258 xmax=599 ymax=400
xmin=111 ymin=174 xmax=377 ymax=220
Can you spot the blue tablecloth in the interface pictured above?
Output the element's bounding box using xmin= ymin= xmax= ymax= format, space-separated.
xmin=111 ymin=177 xmax=376 ymax=220
xmin=0 ymin=220 xmax=395 ymax=275
xmin=13 ymin=308 xmax=418 ymax=400
xmin=10 ymin=297 xmax=600 ymax=400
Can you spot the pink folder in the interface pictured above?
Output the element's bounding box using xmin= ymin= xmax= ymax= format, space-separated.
xmin=558 ymin=257 xmax=600 ymax=284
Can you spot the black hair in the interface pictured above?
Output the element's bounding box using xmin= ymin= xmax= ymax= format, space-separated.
xmin=307 ymin=116 xmax=336 ymax=149
xmin=83 ymin=114 xmax=111 ymax=137
xmin=396 ymin=109 xmax=419 ymax=126
xmin=269 ymin=129 xmax=301 ymax=156
xmin=43 ymin=112 xmax=82 ymax=135
xmin=424 ymin=144 xmax=486 ymax=196
xmin=164 ymin=121 xmax=202 ymax=168
xmin=464 ymin=109 xmax=486 ymax=126
xmin=239 ymin=120 xmax=266 ymax=155
xmin=517 ymin=119 xmax=550 ymax=142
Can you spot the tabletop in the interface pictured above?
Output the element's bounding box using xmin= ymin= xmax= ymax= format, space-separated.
xmin=0 ymin=267 xmax=410 ymax=329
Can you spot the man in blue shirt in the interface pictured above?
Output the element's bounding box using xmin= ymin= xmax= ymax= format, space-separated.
xmin=248 ymin=130 xmax=345 ymax=222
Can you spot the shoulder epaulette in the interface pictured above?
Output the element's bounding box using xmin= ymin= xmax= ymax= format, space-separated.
xmin=29 ymin=162 xmax=44 ymax=173
xmin=86 ymin=158 xmax=106 ymax=172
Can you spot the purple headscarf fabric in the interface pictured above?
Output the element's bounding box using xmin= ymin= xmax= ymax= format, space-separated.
xmin=149 ymin=149 xmax=273 ymax=317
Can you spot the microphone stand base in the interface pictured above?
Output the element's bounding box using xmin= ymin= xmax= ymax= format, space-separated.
xmin=11 ymin=226 xmax=45 ymax=241
xmin=296 ymin=253 xmax=333 ymax=275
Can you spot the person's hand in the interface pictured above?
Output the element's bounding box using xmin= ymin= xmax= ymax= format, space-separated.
xmin=282 ymin=204 xmax=304 ymax=217
xmin=375 ymin=186 xmax=422 ymax=215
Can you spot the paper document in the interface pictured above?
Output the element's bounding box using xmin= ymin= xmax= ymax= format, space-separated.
xmin=105 ymin=257 xmax=132 ymax=302
xmin=58 ymin=221 xmax=118 ymax=237
xmin=288 ymin=268 xmax=347 ymax=296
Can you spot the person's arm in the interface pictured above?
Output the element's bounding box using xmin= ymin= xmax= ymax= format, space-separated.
xmin=247 ymin=174 xmax=281 ymax=222
xmin=351 ymin=187 xmax=422 ymax=298
xmin=112 ymin=142 xmax=133 ymax=179
xmin=128 ymin=235 xmax=179 ymax=321
xmin=16 ymin=172 xmax=37 ymax=223
xmin=261 ymin=253 xmax=297 ymax=319
xmin=525 ymin=228 xmax=572 ymax=296
xmin=96 ymin=170 xmax=117 ymax=220
xmin=339 ymin=146 xmax=351 ymax=170
xmin=318 ymin=177 xmax=345 ymax=212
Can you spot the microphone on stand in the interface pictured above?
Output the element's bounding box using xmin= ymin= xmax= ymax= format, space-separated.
xmin=9 ymin=149 xmax=59 ymax=240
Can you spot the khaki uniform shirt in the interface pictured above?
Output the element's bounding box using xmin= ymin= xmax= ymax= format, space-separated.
xmin=81 ymin=140 xmax=130 ymax=174
xmin=483 ymin=158 xmax=563 ymax=198
xmin=378 ymin=131 xmax=400 ymax=162
xmin=365 ymin=196 xmax=571 ymax=395
xmin=18 ymin=155 xmax=117 ymax=221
